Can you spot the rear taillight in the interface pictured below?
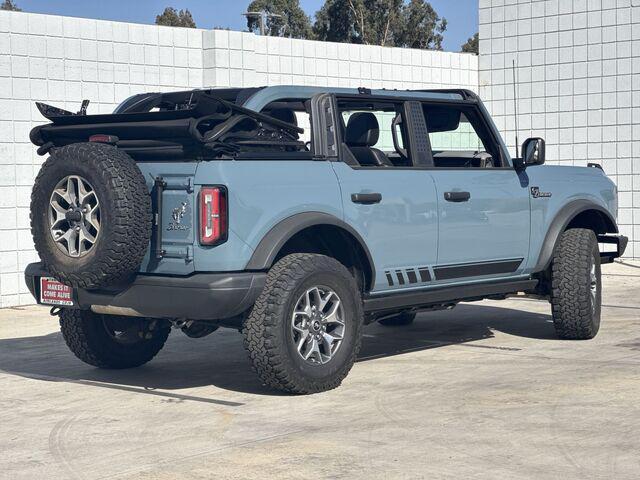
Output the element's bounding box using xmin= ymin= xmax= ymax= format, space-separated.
xmin=199 ymin=186 xmax=227 ymax=245
xmin=88 ymin=134 xmax=118 ymax=144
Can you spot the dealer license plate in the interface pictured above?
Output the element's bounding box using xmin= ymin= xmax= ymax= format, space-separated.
xmin=40 ymin=277 xmax=74 ymax=306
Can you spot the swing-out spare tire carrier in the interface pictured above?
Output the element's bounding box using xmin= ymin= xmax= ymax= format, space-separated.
xmin=30 ymin=142 xmax=152 ymax=289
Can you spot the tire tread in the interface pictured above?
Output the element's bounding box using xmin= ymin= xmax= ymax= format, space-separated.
xmin=59 ymin=309 xmax=170 ymax=369
xmin=550 ymin=228 xmax=600 ymax=340
xmin=31 ymin=143 xmax=151 ymax=289
xmin=243 ymin=253 xmax=363 ymax=394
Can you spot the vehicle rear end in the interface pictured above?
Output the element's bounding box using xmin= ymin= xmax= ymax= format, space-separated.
xmin=24 ymin=88 xmax=299 ymax=323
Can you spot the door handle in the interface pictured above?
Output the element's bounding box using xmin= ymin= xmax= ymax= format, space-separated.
xmin=351 ymin=192 xmax=382 ymax=204
xmin=444 ymin=191 xmax=471 ymax=202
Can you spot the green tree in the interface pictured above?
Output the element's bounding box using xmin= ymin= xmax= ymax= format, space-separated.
xmin=155 ymin=7 xmax=197 ymax=28
xmin=461 ymin=32 xmax=479 ymax=54
xmin=397 ymin=0 xmax=446 ymax=50
xmin=1 ymin=0 xmax=21 ymax=11
xmin=314 ymin=0 xmax=406 ymax=46
xmin=245 ymin=0 xmax=312 ymax=38
xmin=313 ymin=0 xmax=360 ymax=44
xmin=313 ymin=0 xmax=446 ymax=49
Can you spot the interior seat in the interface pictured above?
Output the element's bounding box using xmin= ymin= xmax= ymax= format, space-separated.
xmin=345 ymin=112 xmax=393 ymax=167
xmin=268 ymin=108 xmax=298 ymax=126
xmin=268 ymin=108 xmax=299 ymax=139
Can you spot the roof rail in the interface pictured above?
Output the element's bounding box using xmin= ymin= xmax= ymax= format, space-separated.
xmin=413 ymin=89 xmax=478 ymax=101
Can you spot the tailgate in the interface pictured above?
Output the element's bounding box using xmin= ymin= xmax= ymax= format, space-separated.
xmin=137 ymin=163 xmax=198 ymax=275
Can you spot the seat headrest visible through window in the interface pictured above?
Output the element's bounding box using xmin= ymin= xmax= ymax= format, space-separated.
xmin=268 ymin=108 xmax=298 ymax=126
xmin=345 ymin=112 xmax=379 ymax=146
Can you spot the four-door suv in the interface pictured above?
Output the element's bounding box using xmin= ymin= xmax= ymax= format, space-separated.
xmin=25 ymin=86 xmax=627 ymax=394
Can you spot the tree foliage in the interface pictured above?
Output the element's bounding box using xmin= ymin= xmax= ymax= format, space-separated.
xmin=246 ymin=0 xmax=312 ymax=39
xmin=155 ymin=7 xmax=197 ymax=28
xmin=313 ymin=0 xmax=446 ymax=49
xmin=461 ymin=32 xmax=479 ymax=54
xmin=1 ymin=0 xmax=21 ymax=11
xmin=397 ymin=0 xmax=446 ymax=50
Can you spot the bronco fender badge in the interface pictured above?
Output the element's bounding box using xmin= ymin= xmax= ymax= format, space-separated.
xmin=531 ymin=187 xmax=552 ymax=198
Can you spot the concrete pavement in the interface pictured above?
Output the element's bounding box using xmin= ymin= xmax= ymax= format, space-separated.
xmin=1 ymin=261 xmax=639 ymax=479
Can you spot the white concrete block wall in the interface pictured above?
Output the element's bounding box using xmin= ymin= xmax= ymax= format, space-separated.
xmin=0 ymin=11 xmax=478 ymax=307
xmin=202 ymin=29 xmax=479 ymax=90
xmin=479 ymin=0 xmax=640 ymax=259
xmin=0 ymin=11 xmax=205 ymax=307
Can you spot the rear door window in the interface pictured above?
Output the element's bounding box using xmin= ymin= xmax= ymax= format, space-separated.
xmin=338 ymin=100 xmax=413 ymax=168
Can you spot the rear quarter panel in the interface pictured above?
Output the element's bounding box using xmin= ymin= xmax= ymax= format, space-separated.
xmin=194 ymin=160 xmax=343 ymax=271
xmin=522 ymin=164 xmax=617 ymax=273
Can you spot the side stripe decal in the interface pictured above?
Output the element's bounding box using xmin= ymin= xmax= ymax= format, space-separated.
xmin=406 ymin=269 xmax=418 ymax=284
xmin=385 ymin=272 xmax=395 ymax=286
xmin=418 ymin=267 xmax=431 ymax=282
xmin=433 ymin=258 xmax=523 ymax=281
xmin=384 ymin=259 xmax=522 ymax=287
xmin=385 ymin=266 xmax=431 ymax=287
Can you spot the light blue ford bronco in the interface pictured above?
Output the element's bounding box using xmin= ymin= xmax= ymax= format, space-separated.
xmin=25 ymin=86 xmax=627 ymax=394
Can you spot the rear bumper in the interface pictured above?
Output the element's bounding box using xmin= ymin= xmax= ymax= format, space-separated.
xmin=598 ymin=235 xmax=628 ymax=263
xmin=24 ymin=262 xmax=266 ymax=320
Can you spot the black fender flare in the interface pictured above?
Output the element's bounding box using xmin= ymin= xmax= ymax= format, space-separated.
xmin=532 ymin=199 xmax=618 ymax=273
xmin=245 ymin=212 xmax=376 ymax=290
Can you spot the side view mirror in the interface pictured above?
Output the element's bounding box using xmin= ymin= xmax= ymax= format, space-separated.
xmin=519 ymin=137 xmax=546 ymax=168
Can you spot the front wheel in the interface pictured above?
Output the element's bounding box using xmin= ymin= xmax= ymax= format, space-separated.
xmin=59 ymin=309 xmax=171 ymax=368
xmin=550 ymin=228 xmax=601 ymax=339
xmin=243 ymin=253 xmax=363 ymax=394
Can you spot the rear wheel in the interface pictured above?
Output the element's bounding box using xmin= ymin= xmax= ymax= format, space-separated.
xmin=59 ymin=309 xmax=170 ymax=369
xmin=379 ymin=311 xmax=416 ymax=326
xmin=550 ymin=228 xmax=601 ymax=339
xmin=243 ymin=253 xmax=363 ymax=394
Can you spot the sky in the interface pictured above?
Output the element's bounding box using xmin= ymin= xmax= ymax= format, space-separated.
xmin=11 ymin=0 xmax=478 ymax=52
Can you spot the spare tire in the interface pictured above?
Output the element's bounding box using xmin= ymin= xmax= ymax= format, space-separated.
xmin=30 ymin=143 xmax=152 ymax=289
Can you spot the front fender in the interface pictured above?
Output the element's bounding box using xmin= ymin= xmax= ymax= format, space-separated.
xmin=532 ymin=199 xmax=618 ymax=273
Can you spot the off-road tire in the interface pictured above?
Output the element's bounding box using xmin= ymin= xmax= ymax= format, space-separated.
xmin=550 ymin=228 xmax=602 ymax=340
xmin=31 ymin=143 xmax=152 ymax=289
xmin=243 ymin=253 xmax=364 ymax=394
xmin=379 ymin=312 xmax=416 ymax=326
xmin=59 ymin=309 xmax=170 ymax=369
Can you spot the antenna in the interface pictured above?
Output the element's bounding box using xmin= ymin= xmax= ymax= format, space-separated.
xmin=512 ymin=59 xmax=519 ymax=159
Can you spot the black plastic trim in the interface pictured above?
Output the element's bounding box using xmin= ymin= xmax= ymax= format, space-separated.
xmin=364 ymin=278 xmax=538 ymax=313
xmin=310 ymin=93 xmax=339 ymax=159
xmin=433 ymin=258 xmax=523 ymax=280
xmin=598 ymin=234 xmax=628 ymax=263
xmin=351 ymin=192 xmax=382 ymax=204
xmin=444 ymin=191 xmax=471 ymax=202
xmin=403 ymin=100 xmax=433 ymax=167
xmin=532 ymin=200 xmax=618 ymax=272
xmin=245 ymin=212 xmax=376 ymax=291
xmin=152 ymin=177 xmax=165 ymax=259
xmin=24 ymin=263 xmax=265 ymax=321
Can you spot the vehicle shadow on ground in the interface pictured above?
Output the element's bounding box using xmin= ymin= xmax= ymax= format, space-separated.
xmin=0 ymin=303 xmax=555 ymax=398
